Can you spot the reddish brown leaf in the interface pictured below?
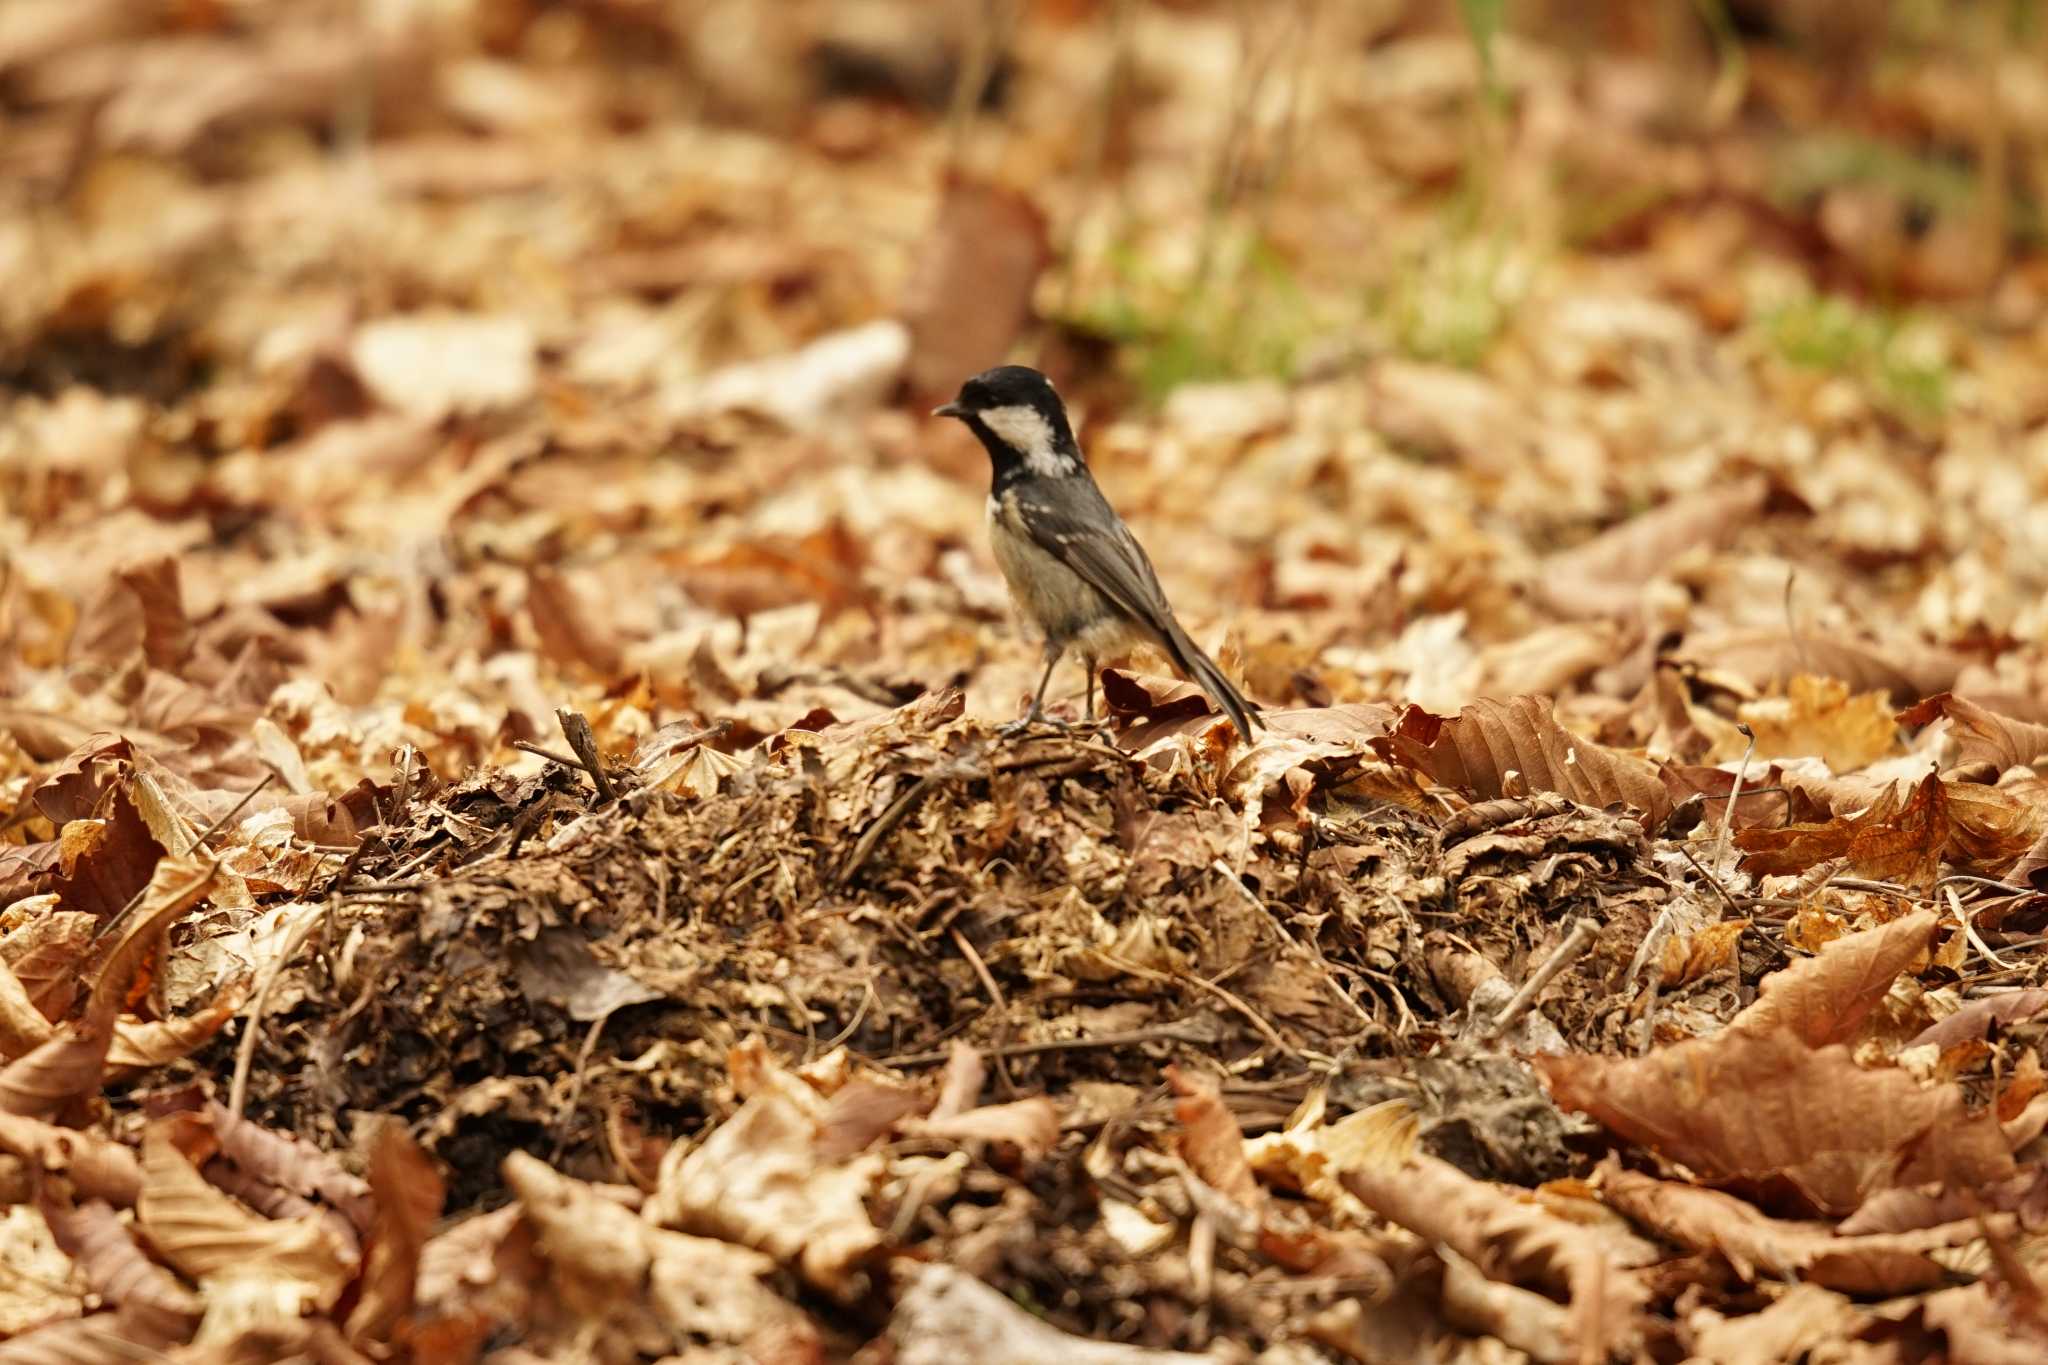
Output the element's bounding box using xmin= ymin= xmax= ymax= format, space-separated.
xmin=899 ymin=175 xmax=1050 ymax=405
xmin=0 ymin=1111 xmax=143 ymax=1206
xmin=1735 ymin=911 xmax=1938 ymax=1048
xmin=1734 ymin=773 xmax=1947 ymax=885
xmin=1537 ymin=1029 xmax=2014 ymax=1216
xmin=345 ymin=1119 xmax=445 ymax=1345
xmin=1374 ymin=695 xmax=1670 ymax=824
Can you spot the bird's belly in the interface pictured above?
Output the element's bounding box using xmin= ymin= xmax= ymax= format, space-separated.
xmin=988 ymin=497 xmax=1133 ymax=652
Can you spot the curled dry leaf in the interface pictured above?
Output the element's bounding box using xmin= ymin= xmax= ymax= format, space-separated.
xmin=890 ymin=1263 xmax=1214 ymax=1365
xmin=136 ymin=1114 xmax=357 ymax=1341
xmin=1338 ymin=1151 xmax=1649 ymax=1359
xmin=1596 ymin=1163 xmax=1962 ymax=1295
xmin=0 ymin=1017 xmax=114 ymax=1120
xmin=208 ymin=1105 xmax=375 ymax=1236
xmin=105 ymin=983 xmax=250 ymax=1080
xmin=41 ymin=1195 xmax=202 ymax=1345
xmin=647 ymin=1089 xmax=882 ymax=1299
xmin=0 ymin=1112 xmax=142 ymax=1207
xmin=1909 ymin=990 xmax=2048 ymax=1053
xmin=1898 ymin=692 xmax=2048 ymax=771
xmin=0 ymin=959 xmax=55 ymax=1061
xmin=0 ymin=1311 xmax=172 ymax=1364
xmin=1374 ymin=694 xmax=1670 ymax=825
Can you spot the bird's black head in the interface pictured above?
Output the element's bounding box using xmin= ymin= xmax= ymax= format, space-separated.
xmin=933 ymin=365 xmax=1083 ymax=485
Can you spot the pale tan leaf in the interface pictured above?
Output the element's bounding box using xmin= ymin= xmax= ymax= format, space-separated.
xmin=1536 ymin=476 xmax=1771 ymax=619
xmin=0 ymin=910 xmax=95 ymax=1021
xmin=1678 ymin=631 xmax=1963 ymax=706
xmin=890 ymin=1263 xmax=1213 ymax=1365
xmin=647 ymin=1091 xmax=882 ymax=1299
xmin=0 ymin=1019 xmax=113 ymax=1119
xmin=0 ymin=1112 xmax=142 ymax=1207
xmin=0 ymin=958 xmax=55 ymax=1061
xmin=105 ymin=983 xmax=250 ymax=1079
xmin=136 ymin=1115 xmax=354 ymax=1317
xmin=1739 ymin=674 xmax=1901 ymax=773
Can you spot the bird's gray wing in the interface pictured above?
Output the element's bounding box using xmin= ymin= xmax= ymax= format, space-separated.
xmin=1009 ymin=481 xmax=1175 ymax=635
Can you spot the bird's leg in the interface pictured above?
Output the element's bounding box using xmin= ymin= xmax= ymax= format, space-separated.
xmin=1081 ymin=658 xmax=1115 ymax=739
xmin=1000 ymin=646 xmax=1065 ymax=737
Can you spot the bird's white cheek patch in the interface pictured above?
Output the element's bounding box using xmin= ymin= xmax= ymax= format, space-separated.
xmin=978 ymin=405 xmax=1072 ymax=476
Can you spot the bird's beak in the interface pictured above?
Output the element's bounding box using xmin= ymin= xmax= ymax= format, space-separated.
xmin=931 ymin=401 xmax=964 ymax=419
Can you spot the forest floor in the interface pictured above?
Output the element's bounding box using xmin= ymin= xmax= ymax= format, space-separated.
xmin=5 ymin=1 xmax=2048 ymax=1361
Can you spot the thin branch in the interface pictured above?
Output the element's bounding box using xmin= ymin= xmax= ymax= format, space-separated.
xmin=1482 ymin=919 xmax=1600 ymax=1044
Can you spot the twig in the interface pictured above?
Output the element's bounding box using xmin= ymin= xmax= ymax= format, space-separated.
xmin=1677 ymin=845 xmax=1745 ymax=918
xmin=950 ymin=927 xmax=1008 ymax=1013
xmin=1714 ymin=723 xmax=1755 ymax=868
xmin=1948 ymin=884 xmax=2011 ymax=972
xmin=1482 ymin=919 xmax=1600 ymax=1044
xmin=228 ymin=906 xmax=325 ymax=1118
xmin=511 ymin=740 xmax=584 ymax=771
xmin=839 ymin=772 xmax=946 ymax=885
xmin=883 ymin=1023 xmax=1214 ymax=1069
xmin=188 ymin=772 xmax=277 ymax=853
xmin=554 ymin=709 xmax=616 ymax=805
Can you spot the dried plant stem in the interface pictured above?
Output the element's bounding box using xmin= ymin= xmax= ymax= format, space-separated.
xmin=1483 ymin=918 xmax=1599 ymax=1044
xmin=228 ymin=906 xmax=325 ymax=1119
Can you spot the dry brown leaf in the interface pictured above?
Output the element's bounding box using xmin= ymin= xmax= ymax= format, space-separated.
xmin=40 ymin=1195 xmax=202 ymax=1345
xmin=1596 ymin=1162 xmax=1974 ymax=1295
xmin=208 ymin=1105 xmax=374 ymax=1236
xmin=526 ymin=567 xmax=625 ymax=679
xmin=344 ymin=1120 xmax=443 ymax=1345
xmin=1659 ymin=919 xmax=1748 ymax=988
xmin=0 ymin=910 xmax=95 ymax=1020
xmin=1167 ymin=1065 xmax=1263 ymax=1210
xmin=0 ymin=1018 xmax=114 ymax=1119
xmin=0 ymin=1311 xmax=177 ymax=1364
xmin=1684 ymin=1282 xmax=1871 ymax=1362
xmin=1735 ymin=773 xmax=1946 ymax=884
xmin=1537 ymin=1028 xmax=2014 ymax=1215
xmin=647 ymin=1089 xmax=882 ymax=1299
xmin=105 ymin=984 xmax=249 ymax=1079
xmin=1910 ymin=991 xmax=2048 ymax=1053
xmin=899 ymin=176 xmax=1050 ymax=405
xmin=1734 ymin=910 xmax=1939 ymax=1047
xmin=1536 ymin=476 xmax=1772 ymax=619
xmin=1338 ymin=1151 xmax=1648 ymax=1359
xmin=69 ymin=558 xmax=189 ymax=676
xmin=1899 ymin=693 xmax=2048 ymax=770
xmin=1374 ymin=694 xmax=1670 ymax=824
xmin=0 ymin=959 xmax=55 ymax=1061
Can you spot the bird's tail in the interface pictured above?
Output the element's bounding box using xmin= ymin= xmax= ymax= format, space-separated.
xmin=1161 ymin=621 xmax=1261 ymax=742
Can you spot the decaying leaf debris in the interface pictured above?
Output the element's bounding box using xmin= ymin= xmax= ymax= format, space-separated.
xmin=6 ymin=0 xmax=2048 ymax=1361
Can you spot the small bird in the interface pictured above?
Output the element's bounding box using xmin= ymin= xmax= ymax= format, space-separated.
xmin=934 ymin=365 xmax=1260 ymax=741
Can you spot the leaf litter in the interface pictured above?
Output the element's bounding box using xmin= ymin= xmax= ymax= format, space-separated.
xmin=5 ymin=1 xmax=2048 ymax=1361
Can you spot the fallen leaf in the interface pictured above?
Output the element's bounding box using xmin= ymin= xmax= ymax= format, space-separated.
xmin=1375 ymin=694 xmax=1670 ymax=824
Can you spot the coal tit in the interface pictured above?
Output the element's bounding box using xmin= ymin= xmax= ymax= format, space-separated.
xmin=934 ymin=365 xmax=1260 ymax=741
